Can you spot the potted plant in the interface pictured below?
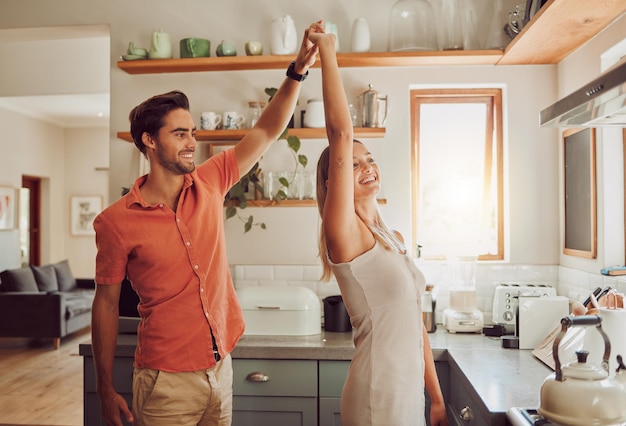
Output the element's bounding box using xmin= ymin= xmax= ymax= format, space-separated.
xmin=224 ymin=88 xmax=308 ymax=233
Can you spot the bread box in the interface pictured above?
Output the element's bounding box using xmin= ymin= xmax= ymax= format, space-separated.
xmin=237 ymin=286 xmax=321 ymax=336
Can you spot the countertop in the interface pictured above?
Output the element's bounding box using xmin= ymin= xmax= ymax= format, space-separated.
xmin=79 ymin=328 xmax=551 ymax=416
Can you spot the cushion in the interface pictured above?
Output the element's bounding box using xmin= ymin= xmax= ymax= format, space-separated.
xmin=0 ymin=267 xmax=40 ymax=292
xmin=31 ymin=264 xmax=59 ymax=292
xmin=65 ymin=292 xmax=95 ymax=319
xmin=53 ymin=260 xmax=77 ymax=292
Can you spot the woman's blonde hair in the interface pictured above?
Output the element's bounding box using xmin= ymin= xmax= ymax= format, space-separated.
xmin=315 ymin=141 xmax=406 ymax=281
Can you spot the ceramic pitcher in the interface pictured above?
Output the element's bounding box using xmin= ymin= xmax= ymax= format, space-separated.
xmin=270 ymin=15 xmax=297 ymax=55
xmin=149 ymin=29 xmax=173 ymax=59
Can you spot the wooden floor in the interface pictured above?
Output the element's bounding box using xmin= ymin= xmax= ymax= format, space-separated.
xmin=0 ymin=328 xmax=91 ymax=426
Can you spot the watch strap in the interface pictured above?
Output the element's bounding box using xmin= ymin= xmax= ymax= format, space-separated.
xmin=286 ymin=61 xmax=308 ymax=82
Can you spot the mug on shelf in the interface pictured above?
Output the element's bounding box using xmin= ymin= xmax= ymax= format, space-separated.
xmin=200 ymin=112 xmax=222 ymax=130
xmin=223 ymin=112 xmax=245 ymax=130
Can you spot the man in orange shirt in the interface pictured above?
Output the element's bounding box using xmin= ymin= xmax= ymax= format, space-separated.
xmin=91 ymin=30 xmax=318 ymax=426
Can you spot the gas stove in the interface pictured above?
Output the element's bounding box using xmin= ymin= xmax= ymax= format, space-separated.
xmin=507 ymin=408 xmax=556 ymax=425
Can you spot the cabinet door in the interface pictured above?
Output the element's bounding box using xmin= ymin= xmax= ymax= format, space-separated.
xmin=233 ymin=396 xmax=317 ymax=426
xmin=83 ymin=356 xmax=134 ymax=426
xmin=319 ymin=397 xmax=342 ymax=426
xmin=448 ymin=366 xmax=489 ymax=426
xmin=319 ymin=360 xmax=350 ymax=426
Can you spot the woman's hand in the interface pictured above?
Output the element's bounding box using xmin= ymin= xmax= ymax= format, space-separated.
xmin=293 ymin=21 xmax=320 ymax=73
xmin=306 ymin=20 xmax=336 ymax=49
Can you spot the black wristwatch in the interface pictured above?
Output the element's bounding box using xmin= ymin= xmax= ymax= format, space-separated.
xmin=286 ymin=61 xmax=308 ymax=82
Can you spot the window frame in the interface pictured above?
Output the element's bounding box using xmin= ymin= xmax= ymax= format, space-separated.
xmin=410 ymin=88 xmax=504 ymax=260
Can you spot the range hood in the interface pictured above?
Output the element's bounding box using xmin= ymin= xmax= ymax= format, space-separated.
xmin=540 ymin=59 xmax=626 ymax=127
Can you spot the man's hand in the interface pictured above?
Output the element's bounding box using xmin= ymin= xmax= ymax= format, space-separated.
xmin=99 ymin=388 xmax=134 ymax=426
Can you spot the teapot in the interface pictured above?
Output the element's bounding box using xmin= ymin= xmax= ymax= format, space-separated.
xmin=539 ymin=315 xmax=626 ymax=426
xmin=270 ymin=15 xmax=297 ymax=55
xmin=149 ymin=29 xmax=173 ymax=59
xmin=358 ymin=84 xmax=389 ymax=128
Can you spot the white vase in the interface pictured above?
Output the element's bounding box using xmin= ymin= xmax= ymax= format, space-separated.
xmin=351 ymin=18 xmax=371 ymax=53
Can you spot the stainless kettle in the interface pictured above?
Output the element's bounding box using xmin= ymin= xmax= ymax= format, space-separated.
xmin=358 ymin=84 xmax=388 ymax=128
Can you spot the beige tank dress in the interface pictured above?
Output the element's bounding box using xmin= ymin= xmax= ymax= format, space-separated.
xmin=330 ymin=241 xmax=426 ymax=426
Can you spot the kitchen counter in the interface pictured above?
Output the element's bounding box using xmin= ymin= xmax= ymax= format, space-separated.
xmin=79 ymin=328 xmax=551 ymax=419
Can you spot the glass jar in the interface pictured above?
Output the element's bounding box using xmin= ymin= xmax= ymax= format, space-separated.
xmin=388 ymin=0 xmax=438 ymax=51
xmin=245 ymin=101 xmax=264 ymax=129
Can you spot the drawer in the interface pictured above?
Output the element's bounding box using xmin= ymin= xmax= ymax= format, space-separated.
xmin=233 ymin=359 xmax=317 ymax=397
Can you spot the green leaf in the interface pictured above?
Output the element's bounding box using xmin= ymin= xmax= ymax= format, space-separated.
xmin=278 ymin=177 xmax=290 ymax=187
xmin=260 ymin=223 xmax=267 ymax=229
xmin=287 ymin=135 xmax=301 ymax=153
xmin=244 ymin=216 xmax=253 ymax=233
xmin=225 ymin=206 xmax=237 ymax=219
xmin=279 ymin=128 xmax=289 ymax=140
xmin=298 ymin=154 xmax=308 ymax=168
xmin=265 ymin=87 xmax=278 ymax=101
xmin=276 ymin=190 xmax=288 ymax=200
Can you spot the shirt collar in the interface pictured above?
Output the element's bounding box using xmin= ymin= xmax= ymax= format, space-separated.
xmin=125 ymin=171 xmax=196 ymax=208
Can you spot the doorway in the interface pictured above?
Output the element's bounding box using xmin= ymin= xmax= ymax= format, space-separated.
xmin=20 ymin=175 xmax=41 ymax=266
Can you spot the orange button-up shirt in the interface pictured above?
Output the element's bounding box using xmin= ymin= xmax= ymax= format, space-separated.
xmin=94 ymin=149 xmax=244 ymax=372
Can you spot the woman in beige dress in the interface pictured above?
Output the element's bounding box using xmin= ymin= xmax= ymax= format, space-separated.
xmin=308 ymin=21 xmax=448 ymax=426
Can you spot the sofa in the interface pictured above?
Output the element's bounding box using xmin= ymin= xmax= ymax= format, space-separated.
xmin=0 ymin=260 xmax=95 ymax=349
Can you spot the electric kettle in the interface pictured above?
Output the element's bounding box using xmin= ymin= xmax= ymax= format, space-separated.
xmin=358 ymin=84 xmax=389 ymax=128
xmin=539 ymin=315 xmax=626 ymax=426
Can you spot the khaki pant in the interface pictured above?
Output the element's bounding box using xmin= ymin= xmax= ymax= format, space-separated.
xmin=132 ymin=355 xmax=233 ymax=426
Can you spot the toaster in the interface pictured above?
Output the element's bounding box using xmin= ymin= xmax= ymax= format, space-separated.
xmin=492 ymin=283 xmax=556 ymax=325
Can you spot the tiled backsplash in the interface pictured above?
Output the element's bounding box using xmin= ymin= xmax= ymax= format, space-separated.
xmin=231 ymin=263 xmax=626 ymax=325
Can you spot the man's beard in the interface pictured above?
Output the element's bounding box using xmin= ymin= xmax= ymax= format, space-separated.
xmin=155 ymin=145 xmax=195 ymax=174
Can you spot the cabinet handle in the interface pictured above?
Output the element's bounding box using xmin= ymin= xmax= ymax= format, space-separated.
xmin=459 ymin=406 xmax=473 ymax=421
xmin=246 ymin=371 xmax=270 ymax=382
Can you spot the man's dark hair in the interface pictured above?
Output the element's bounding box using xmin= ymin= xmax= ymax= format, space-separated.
xmin=129 ymin=90 xmax=190 ymax=154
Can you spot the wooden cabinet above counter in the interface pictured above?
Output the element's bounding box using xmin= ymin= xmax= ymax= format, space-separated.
xmin=116 ymin=0 xmax=626 ymax=75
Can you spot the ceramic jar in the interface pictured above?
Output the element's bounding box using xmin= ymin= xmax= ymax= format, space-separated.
xmin=351 ymin=18 xmax=371 ymax=53
xmin=303 ymin=99 xmax=325 ymax=128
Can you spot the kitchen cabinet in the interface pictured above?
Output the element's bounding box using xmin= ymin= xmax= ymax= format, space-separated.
xmin=447 ymin=361 xmax=496 ymax=426
xmin=232 ymin=359 xmax=317 ymax=426
xmin=115 ymin=0 xmax=625 ymax=75
xmin=319 ymin=360 xmax=350 ymax=426
xmin=82 ymin=352 xmax=134 ymax=426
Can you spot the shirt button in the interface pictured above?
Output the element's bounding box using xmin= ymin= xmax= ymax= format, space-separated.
xmin=186 ymin=241 xmax=191 ymax=246
xmin=158 ymin=203 xmax=163 ymax=208
xmin=194 ymin=264 xmax=199 ymax=269
xmin=176 ymin=218 xmax=180 ymax=222
xmin=205 ymin=312 xmax=209 ymax=318
xmin=200 ymin=288 xmax=204 ymax=293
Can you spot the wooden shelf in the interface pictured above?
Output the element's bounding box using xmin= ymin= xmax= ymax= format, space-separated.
xmin=117 ymin=50 xmax=503 ymax=74
xmin=116 ymin=0 xmax=626 ymax=74
xmin=229 ymin=198 xmax=387 ymax=207
xmin=498 ymin=0 xmax=626 ymax=65
xmin=116 ymin=127 xmax=385 ymax=143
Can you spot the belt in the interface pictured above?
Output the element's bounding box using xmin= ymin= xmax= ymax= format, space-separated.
xmin=211 ymin=332 xmax=221 ymax=362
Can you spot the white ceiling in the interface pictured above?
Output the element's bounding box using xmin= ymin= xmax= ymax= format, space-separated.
xmin=0 ymin=94 xmax=109 ymax=128
xmin=0 ymin=25 xmax=110 ymax=129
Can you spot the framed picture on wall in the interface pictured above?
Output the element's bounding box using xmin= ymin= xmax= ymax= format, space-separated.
xmin=562 ymin=128 xmax=597 ymax=258
xmin=70 ymin=195 xmax=102 ymax=236
xmin=0 ymin=186 xmax=17 ymax=231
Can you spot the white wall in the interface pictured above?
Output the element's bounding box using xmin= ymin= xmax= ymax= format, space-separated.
xmin=0 ymin=0 xmax=622 ymax=278
xmin=0 ymin=109 xmax=65 ymax=270
xmin=557 ymin=14 xmax=626 ymax=275
xmin=63 ymin=127 xmax=110 ymax=277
